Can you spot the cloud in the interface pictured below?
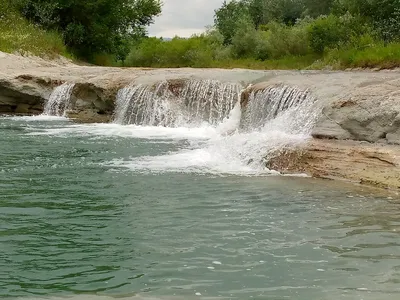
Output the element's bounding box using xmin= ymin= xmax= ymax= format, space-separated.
xmin=148 ymin=0 xmax=224 ymax=38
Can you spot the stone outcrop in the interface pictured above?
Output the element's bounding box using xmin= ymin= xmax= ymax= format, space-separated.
xmin=312 ymin=78 xmax=400 ymax=144
xmin=0 ymin=76 xmax=51 ymax=114
xmin=266 ymin=139 xmax=400 ymax=190
xmin=1 ymin=51 xmax=400 ymax=189
xmin=241 ymin=74 xmax=400 ymax=146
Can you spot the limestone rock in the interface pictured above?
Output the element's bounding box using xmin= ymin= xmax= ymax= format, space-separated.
xmin=1 ymin=50 xmax=400 ymax=146
xmin=311 ymin=79 xmax=400 ymax=144
xmin=266 ymin=139 xmax=400 ymax=190
xmin=0 ymin=78 xmax=50 ymax=114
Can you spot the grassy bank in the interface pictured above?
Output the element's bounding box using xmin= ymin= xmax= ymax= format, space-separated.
xmin=121 ymin=37 xmax=400 ymax=70
xmin=320 ymin=42 xmax=400 ymax=69
xmin=1 ymin=1 xmax=399 ymax=70
xmin=0 ymin=2 xmax=71 ymax=58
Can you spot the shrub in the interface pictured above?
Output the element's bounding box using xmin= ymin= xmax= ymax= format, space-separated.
xmin=308 ymin=14 xmax=372 ymax=53
xmin=262 ymin=21 xmax=311 ymax=59
xmin=231 ymin=16 xmax=259 ymax=58
xmin=125 ymin=34 xmax=230 ymax=68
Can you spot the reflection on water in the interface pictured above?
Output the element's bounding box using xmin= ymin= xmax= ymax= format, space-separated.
xmin=1 ymin=117 xmax=400 ymax=300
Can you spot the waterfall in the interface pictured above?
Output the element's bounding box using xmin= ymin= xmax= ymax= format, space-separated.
xmin=113 ymin=82 xmax=182 ymax=127
xmin=241 ymin=85 xmax=316 ymax=131
xmin=113 ymin=80 xmax=242 ymax=126
xmin=35 ymin=81 xmax=321 ymax=175
xmin=180 ymin=80 xmax=241 ymax=125
xmin=43 ymin=83 xmax=75 ymax=116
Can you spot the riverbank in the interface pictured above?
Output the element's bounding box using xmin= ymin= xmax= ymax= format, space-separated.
xmin=268 ymin=139 xmax=400 ymax=190
xmin=1 ymin=51 xmax=400 ymax=191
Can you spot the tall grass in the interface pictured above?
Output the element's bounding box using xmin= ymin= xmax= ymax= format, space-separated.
xmin=0 ymin=2 xmax=71 ymax=58
xmin=323 ymin=42 xmax=400 ymax=69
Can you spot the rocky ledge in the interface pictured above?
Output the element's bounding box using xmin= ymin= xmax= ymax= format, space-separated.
xmin=1 ymin=51 xmax=400 ymax=190
xmin=267 ymin=139 xmax=400 ymax=190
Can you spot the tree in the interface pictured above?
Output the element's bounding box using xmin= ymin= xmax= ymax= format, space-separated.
xmin=303 ymin=0 xmax=333 ymax=17
xmin=335 ymin=0 xmax=400 ymax=41
xmin=264 ymin=0 xmax=305 ymax=25
xmin=214 ymin=0 xmax=250 ymax=44
xmin=14 ymin=0 xmax=162 ymax=60
xmin=231 ymin=15 xmax=259 ymax=57
xmin=247 ymin=0 xmax=267 ymax=29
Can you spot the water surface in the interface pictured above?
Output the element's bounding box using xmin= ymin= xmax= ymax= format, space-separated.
xmin=1 ymin=117 xmax=400 ymax=300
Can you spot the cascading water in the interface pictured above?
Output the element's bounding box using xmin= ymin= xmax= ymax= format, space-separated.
xmin=34 ymin=81 xmax=320 ymax=175
xmin=113 ymin=82 xmax=181 ymax=126
xmin=106 ymin=82 xmax=320 ymax=175
xmin=113 ymin=80 xmax=242 ymax=127
xmin=241 ymin=84 xmax=315 ymax=131
xmin=180 ymin=80 xmax=241 ymax=125
xmin=43 ymin=83 xmax=75 ymax=116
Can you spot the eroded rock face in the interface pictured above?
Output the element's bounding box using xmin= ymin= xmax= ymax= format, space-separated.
xmin=312 ymin=79 xmax=400 ymax=144
xmin=265 ymin=139 xmax=400 ymax=190
xmin=0 ymin=78 xmax=49 ymax=114
xmin=240 ymin=76 xmax=400 ymax=145
xmin=66 ymin=83 xmax=119 ymax=122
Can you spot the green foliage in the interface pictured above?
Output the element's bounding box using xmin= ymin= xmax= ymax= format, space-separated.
xmin=125 ymin=33 xmax=231 ymax=68
xmin=262 ymin=0 xmax=305 ymax=25
xmin=2 ymin=0 xmax=398 ymax=70
xmin=214 ymin=0 xmax=250 ymax=44
xmin=334 ymin=0 xmax=400 ymax=41
xmin=262 ymin=21 xmax=311 ymax=58
xmin=322 ymin=41 xmax=400 ymax=69
xmin=303 ymin=0 xmax=333 ymax=17
xmin=0 ymin=0 xmax=70 ymax=57
xmin=13 ymin=0 xmax=162 ymax=60
xmin=308 ymin=15 xmax=345 ymax=53
xmin=308 ymin=14 xmax=371 ymax=53
xmin=231 ymin=16 xmax=259 ymax=58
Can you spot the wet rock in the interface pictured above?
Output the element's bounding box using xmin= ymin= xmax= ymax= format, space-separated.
xmin=0 ymin=78 xmax=50 ymax=114
xmin=67 ymin=109 xmax=111 ymax=123
xmin=15 ymin=104 xmax=30 ymax=114
xmin=71 ymin=82 xmax=116 ymax=116
xmin=266 ymin=139 xmax=400 ymax=190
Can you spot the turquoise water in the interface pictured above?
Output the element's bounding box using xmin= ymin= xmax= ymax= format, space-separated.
xmin=1 ymin=116 xmax=400 ymax=300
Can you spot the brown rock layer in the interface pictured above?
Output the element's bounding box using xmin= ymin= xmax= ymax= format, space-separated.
xmin=267 ymin=139 xmax=400 ymax=190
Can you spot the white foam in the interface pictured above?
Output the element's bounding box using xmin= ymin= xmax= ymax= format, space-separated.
xmin=27 ymin=123 xmax=219 ymax=140
xmin=43 ymin=83 xmax=75 ymax=116
xmin=216 ymin=101 xmax=241 ymax=136
xmin=23 ymin=85 xmax=319 ymax=177
xmin=104 ymin=98 xmax=317 ymax=176
xmin=3 ymin=115 xmax=69 ymax=122
xmin=106 ymin=128 xmax=307 ymax=176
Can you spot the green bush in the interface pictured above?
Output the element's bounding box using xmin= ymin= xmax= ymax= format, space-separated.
xmin=12 ymin=0 xmax=161 ymax=60
xmin=231 ymin=16 xmax=259 ymax=58
xmin=334 ymin=0 xmax=400 ymax=42
xmin=125 ymin=34 xmax=230 ymax=68
xmin=308 ymin=14 xmax=372 ymax=53
xmin=262 ymin=21 xmax=311 ymax=59
xmin=308 ymin=15 xmax=346 ymax=53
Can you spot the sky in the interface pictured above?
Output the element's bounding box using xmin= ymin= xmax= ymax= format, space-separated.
xmin=148 ymin=0 xmax=224 ymax=38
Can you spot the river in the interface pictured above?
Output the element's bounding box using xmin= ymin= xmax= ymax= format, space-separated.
xmin=1 ymin=115 xmax=400 ymax=300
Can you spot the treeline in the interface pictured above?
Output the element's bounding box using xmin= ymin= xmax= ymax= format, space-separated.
xmin=1 ymin=0 xmax=399 ymax=69
xmin=1 ymin=0 xmax=161 ymax=61
xmin=126 ymin=0 xmax=400 ymax=69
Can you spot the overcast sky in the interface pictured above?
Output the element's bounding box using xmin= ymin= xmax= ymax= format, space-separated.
xmin=148 ymin=0 xmax=224 ymax=38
